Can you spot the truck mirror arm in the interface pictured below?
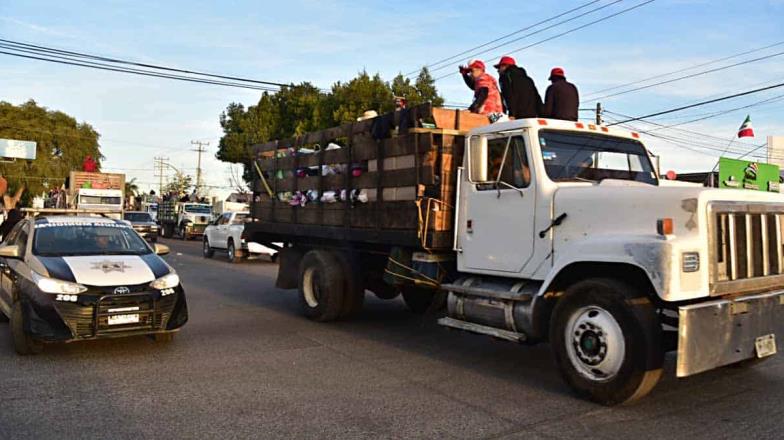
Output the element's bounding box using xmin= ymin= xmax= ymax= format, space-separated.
xmin=495 ymin=181 xmax=525 ymax=198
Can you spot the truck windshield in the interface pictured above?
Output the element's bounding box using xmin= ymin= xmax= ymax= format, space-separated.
xmin=79 ymin=195 xmax=122 ymax=205
xmin=184 ymin=205 xmax=211 ymax=214
xmin=124 ymin=212 xmax=153 ymax=222
xmin=33 ymin=223 xmax=151 ymax=256
xmin=539 ymin=131 xmax=657 ymax=185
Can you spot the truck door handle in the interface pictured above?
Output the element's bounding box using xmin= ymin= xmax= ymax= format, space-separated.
xmin=539 ymin=213 xmax=567 ymax=238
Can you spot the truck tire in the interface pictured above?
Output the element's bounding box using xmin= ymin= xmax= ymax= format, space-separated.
xmin=401 ymin=286 xmax=444 ymax=314
xmin=550 ymin=278 xmax=663 ymax=406
xmin=202 ymin=237 xmax=215 ymax=258
xmin=227 ymin=240 xmax=239 ymax=264
xmin=11 ymin=301 xmax=42 ymax=355
xmin=298 ymin=250 xmax=345 ymax=322
xmin=334 ymin=252 xmax=364 ymax=319
xmin=179 ymin=226 xmax=187 ymax=240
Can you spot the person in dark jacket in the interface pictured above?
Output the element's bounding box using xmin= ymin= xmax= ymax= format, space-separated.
xmin=494 ymin=56 xmax=542 ymax=119
xmin=0 ymin=208 xmax=23 ymax=242
xmin=542 ymin=67 xmax=579 ymax=121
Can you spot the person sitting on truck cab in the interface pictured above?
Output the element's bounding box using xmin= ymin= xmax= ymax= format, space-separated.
xmin=494 ymin=56 xmax=542 ymax=119
xmin=542 ymin=67 xmax=579 ymax=121
xmin=460 ymin=59 xmax=503 ymax=115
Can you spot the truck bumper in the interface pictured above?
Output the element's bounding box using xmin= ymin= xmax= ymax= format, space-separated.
xmin=677 ymin=289 xmax=784 ymax=377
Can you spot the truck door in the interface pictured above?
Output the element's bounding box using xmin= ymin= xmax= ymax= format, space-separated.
xmin=457 ymin=133 xmax=536 ymax=274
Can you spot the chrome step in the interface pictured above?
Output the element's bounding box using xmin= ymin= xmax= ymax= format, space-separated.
xmin=438 ymin=317 xmax=527 ymax=343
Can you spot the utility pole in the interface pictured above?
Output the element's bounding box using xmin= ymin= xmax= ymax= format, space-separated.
xmin=153 ymin=156 xmax=170 ymax=196
xmin=191 ymin=140 xmax=209 ymax=194
xmin=595 ymin=102 xmax=603 ymax=125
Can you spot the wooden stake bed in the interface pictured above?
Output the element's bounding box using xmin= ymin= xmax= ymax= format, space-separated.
xmin=246 ymin=104 xmax=489 ymax=250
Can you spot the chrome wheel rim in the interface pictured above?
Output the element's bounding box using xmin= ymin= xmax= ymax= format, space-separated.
xmin=203 ymin=240 xmax=210 ymax=254
xmin=565 ymin=305 xmax=625 ymax=382
xmin=228 ymin=244 xmax=235 ymax=260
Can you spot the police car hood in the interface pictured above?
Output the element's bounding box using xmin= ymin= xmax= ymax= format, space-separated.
xmin=37 ymin=254 xmax=169 ymax=286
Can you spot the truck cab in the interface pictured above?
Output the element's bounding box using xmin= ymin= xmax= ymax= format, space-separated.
xmin=74 ymin=188 xmax=123 ymax=218
xmin=444 ymin=118 xmax=784 ymax=404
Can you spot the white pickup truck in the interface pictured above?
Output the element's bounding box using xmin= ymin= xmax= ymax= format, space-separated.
xmin=202 ymin=211 xmax=279 ymax=263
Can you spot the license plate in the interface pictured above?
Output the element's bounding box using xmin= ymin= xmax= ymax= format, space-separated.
xmin=107 ymin=314 xmax=140 ymax=325
xmin=755 ymin=334 xmax=777 ymax=358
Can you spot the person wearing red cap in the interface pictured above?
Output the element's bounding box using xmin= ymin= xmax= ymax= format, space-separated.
xmin=494 ymin=55 xmax=542 ymax=119
xmin=459 ymin=59 xmax=503 ymax=115
xmin=542 ymin=67 xmax=579 ymax=121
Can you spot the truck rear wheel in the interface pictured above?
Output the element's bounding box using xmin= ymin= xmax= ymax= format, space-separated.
xmin=298 ymin=250 xmax=345 ymax=322
xmin=550 ymin=278 xmax=663 ymax=405
xmin=334 ymin=252 xmax=364 ymax=319
xmin=227 ymin=240 xmax=240 ymax=264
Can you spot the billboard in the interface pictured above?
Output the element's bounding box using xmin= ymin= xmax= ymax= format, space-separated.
xmin=718 ymin=157 xmax=780 ymax=192
xmin=768 ymin=136 xmax=784 ymax=169
xmin=0 ymin=139 xmax=36 ymax=160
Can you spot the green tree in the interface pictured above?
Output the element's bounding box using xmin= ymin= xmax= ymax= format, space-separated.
xmin=0 ymin=100 xmax=103 ymax=206
xmin=216 ymin=68 xmax=445 ymax=185
xmin=414 ymin=67 xmax=444 ymax=107
xmin=163 ymin=171 xmax=193 ymax=197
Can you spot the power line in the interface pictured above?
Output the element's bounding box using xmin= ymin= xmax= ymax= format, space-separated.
xmin=583 ymin=50 xmax=784 ymax=103
xmin=606 ymin=81 xmax=784 ymax=125
xmin=405 ymin=0 xmax=602 ymax=76
xmin=434 ymin=0 xmax=657 ymax=81
xmin=583 ymin=40 xmax=784 ymax=98
xmin=0 ymin=37 xmax=290 ymax=88
xmin=0 ymin=49 xmax=282 ymax=92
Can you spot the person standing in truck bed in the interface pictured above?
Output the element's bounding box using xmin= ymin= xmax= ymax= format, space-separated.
xmin=494 ymin=56 xmax=542 ymax=119
xmin=542 ymin=67 xmax=579 ymax=121
xmin=459 ymin=59 xmax=503 ymax=115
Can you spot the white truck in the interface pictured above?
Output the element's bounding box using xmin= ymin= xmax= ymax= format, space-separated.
xmin=73 ymin=188 xmax=123 ymax=218
xmin=243 ymin=106 xmax=784 ymax=405
xmin=203 ymin=211 xmax=278 ymax=263
xmin=158 ymin=200 xmax=213 ymax=240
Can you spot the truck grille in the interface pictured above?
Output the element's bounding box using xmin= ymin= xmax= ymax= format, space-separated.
xmin=709 ymin=202 xmax=784 ymax=295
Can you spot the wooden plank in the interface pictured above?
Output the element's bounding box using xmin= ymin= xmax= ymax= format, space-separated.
xmin=432 ymin=108 xmax=490 ymax=131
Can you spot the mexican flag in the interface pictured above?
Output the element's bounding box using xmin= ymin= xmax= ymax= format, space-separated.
xmin=737 ymin=115 xmax=754 ymax=138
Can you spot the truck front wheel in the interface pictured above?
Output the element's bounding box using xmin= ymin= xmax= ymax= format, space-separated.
xmin=550 ymin=278 xmax=663 ymax=405
xmin=298 ymin=250 xmax=345 ymax=322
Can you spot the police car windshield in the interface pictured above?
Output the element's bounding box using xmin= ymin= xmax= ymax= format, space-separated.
xmin=33 ymin=223 xmax=152 ymax=256
xmin=184 ymin=205 xmax=211 ymax=214
xmin=539 ymin=130 xmax=657 ymax=185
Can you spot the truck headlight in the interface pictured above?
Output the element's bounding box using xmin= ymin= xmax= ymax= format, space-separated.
xmin=32 ymin=271 xmax=87 ymax=295
xmin=150 ymin=272 xmax=180 ymax=290
xmin=682 ymin=252 xmax=700 ymax=272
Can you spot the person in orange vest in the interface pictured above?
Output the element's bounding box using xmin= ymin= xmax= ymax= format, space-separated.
xmin=459 ymin=59 xmax=503 ymax=115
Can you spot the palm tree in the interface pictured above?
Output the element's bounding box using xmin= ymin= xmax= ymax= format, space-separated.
xmin=124 ymin=178 xmax=139 ymax=208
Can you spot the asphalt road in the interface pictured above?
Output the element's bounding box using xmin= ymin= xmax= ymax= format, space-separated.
xmin=1 ymin=238 xmax=783 ymax=439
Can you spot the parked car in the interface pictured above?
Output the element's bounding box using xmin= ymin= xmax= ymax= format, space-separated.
xmin=202 ymin=211 xmax=278 ymax=263
xmin=123 ymin=211 xmax=158 ymax=242
xmin=0 ymin=215 xmax=188 ymax=354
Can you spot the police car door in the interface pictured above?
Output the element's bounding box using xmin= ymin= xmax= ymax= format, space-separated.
xmin=0 ymin=221 xmax=28 ymax=312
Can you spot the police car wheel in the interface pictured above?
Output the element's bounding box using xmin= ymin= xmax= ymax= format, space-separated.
xmin=11 ymin=301 xmax=42 ymax=355
xmin=203 ymin=238 xmax=215 ymax=258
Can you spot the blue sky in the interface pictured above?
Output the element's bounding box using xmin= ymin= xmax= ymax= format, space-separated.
xmin=2 ymin=0 xmax=784 ymax=196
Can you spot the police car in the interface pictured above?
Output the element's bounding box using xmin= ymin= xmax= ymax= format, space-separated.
xmin=0 ymin=215 xmax=188 ymax=354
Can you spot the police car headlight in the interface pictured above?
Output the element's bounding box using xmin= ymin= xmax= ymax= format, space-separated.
xmin=32 ymin=272 xmax=87 ymax=295
xmin=150 ymin=272 xmax=180 ymax=290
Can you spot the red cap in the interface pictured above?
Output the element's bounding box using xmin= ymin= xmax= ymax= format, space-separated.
xmin=468 ymin=59 xmax=485 ymax=71
xmin=493 ymin=56 xmax=516 ymax=68
xmin=549 ymin=67 xmax=565 ymax=80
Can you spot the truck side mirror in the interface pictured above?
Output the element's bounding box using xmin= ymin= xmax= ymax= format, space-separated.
xmin=468 ymin=136 xmax=488 ymax=182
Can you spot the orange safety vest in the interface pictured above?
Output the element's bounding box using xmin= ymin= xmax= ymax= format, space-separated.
xmin=474 ymin=73 xmax=503 ymax=114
